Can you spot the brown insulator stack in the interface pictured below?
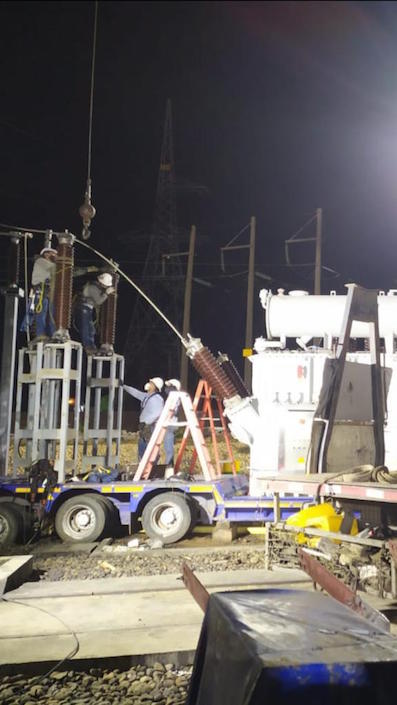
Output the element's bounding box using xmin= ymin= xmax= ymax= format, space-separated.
xmin=53 ymin=232 xmax=74 ymax=337
xmin=217 ymin=352 xmax=250 ymax=398
xmin=191 ymin=346 xmax=239 ymax=400
xmin=7 ymin=236 xmax=20 ymax=288
xmin=100 ymin=272 xmax=119 ymax=350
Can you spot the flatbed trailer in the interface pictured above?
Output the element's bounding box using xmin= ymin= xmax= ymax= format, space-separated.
xmin=3 ymin=470 xmax=397 ymax=546
xmin=259 ymin=473 xmax=397 ymax=528
xmin=0 ymin=473 xmax=311 ymax=545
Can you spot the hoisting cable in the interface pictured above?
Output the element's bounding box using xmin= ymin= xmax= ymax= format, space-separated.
xmin=75 ymin=237 xmax=188 ymax=345
xmin=78 ymin=0 xmax=98 ymax=240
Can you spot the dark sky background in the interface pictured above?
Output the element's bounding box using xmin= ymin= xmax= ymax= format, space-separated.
xmin=1 ymin=1 xmax=397 ymax=382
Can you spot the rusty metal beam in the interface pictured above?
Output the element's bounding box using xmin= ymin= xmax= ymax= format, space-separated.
xmin=388 ymin=540 xmax=397 ymax=563
xmin=298 ymin=548 xmax=390 ymax=632
xmin=182 ymin=563 xmax=210 ymax=613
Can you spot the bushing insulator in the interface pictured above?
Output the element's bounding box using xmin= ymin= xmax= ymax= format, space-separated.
xmin=53 ymin=236 xmax=74 ymax=332
xmin=100 ymin=273 xmax=119 ymax=348
xmin=217 ymin=353 xmax=250 ymax=398
xmin=191 ymin=346 xmax=238 ymax=400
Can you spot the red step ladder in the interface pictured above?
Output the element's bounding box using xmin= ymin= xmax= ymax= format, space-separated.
xmin=174 ymin=379 xmax=236 ymax=476
xmin=133 ymin=391 xmax=217 ymax=481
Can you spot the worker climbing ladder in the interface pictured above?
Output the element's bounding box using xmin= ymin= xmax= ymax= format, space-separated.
xmin=174 ymin=380 xmax=236 ymax=475
xmin=133 ymin=391 xmax=218 ymax=481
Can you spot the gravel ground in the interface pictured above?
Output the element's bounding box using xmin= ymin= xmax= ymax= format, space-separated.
xmin=0 ymin=663 xmax=192 ymax=705
xmin=33 ymin=545 xmax=265 ymax=581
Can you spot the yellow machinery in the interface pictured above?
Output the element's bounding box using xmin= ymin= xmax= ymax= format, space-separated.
xmin=286 ymin=503 xmax=358 ymax=546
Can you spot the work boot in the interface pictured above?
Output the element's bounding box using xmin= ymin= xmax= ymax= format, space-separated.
xmin=84 ymin=347 xmax=98 ymax=355
xmin=29 ymin=334 xmax=48 ymax=347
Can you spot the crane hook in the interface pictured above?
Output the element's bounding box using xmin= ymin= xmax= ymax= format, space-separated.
xmin=79 ymin=178 xmax=96 ymax=240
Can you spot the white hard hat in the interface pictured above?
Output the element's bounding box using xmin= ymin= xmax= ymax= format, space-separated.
xmin=40 ymin=247 xmax=57 ymax=256
xmin=165 ymin=378 xmax=181 ymax=391
xmin=98 ymin=273 xmax=113 ymax=287
xmin=150 ymin=377 xmax=164 ymax=392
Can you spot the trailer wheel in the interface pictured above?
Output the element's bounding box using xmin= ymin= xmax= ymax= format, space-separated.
xmin=55 ymin=494 xmax=107 ymax=542
xmin=141 ymin=493 xmax=193 ymax=544
xmin=95 ymin=496 xmax=122 ymax=533
xmin=0 ymin=504 xmax=22 ymax=545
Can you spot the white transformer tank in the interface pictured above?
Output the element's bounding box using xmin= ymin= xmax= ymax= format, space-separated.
xmin=262 ymin=288 xmax=397 ymax=351
xmin=246 ymin=288 xmax=397 ymax=496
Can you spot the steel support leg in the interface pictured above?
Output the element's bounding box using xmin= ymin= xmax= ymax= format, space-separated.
xmin=0 ymin=293 xmax=19 ymax=474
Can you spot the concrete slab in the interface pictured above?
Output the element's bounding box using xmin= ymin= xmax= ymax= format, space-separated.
xmin=8 ymin=567 xmax=310 ymax=599
xmin=0 ymin=555 xmax=33 ymax=595
xmin=0 ymin=569 xmax=312 ymax=666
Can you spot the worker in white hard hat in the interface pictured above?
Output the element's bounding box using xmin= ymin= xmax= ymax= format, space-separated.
xmin=73 ymin=272 xmax=115 ymax=354
xmin=123 ymin=377 xmax=165 ymax=461
xmin=21 ymin=247 xmax=58 ymax=342
xmin=163 ymin=379 xmax=182 ymax=468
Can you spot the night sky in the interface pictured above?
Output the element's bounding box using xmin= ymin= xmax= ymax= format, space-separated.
xmin=1 ymin=1 xmax=397 ymax=381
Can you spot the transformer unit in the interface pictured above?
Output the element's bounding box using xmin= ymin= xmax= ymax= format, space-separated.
xmin=248 ymin=288 xmax=397 ymax=495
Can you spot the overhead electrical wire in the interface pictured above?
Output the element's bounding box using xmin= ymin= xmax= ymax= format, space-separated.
xmin=0 ymin=222 xmax=344 ymax=334
xmin=0 ymin=222 xmax=48 ymax=234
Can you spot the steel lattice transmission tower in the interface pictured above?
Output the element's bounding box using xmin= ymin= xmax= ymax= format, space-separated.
xmin=124 ymin=100 xmax=184 ymax=381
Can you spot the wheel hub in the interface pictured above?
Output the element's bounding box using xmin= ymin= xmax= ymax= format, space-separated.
xmin=159 ymin=507 xmax=178 ymax=528
xmin=75 ymin=510 xmax=91 ymax=529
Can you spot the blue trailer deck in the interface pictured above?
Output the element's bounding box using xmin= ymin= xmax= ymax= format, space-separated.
xmin=0 ymin=473 xmax=314 ymax=544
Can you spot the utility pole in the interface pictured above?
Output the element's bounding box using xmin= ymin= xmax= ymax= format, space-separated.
xmin=314 ymin=207 xmax=322 ymax=295
xmin=180 ymin=225 xmax=196 ymax=390
xmin=244 ymin=216 xmax=256 ymax=390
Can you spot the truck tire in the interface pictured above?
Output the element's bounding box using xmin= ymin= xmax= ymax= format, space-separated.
xmin=55 ymin=494 xmax=107 ymax=542
xmin=141 ymin=492 xmax=193 ymax=544
xmin=0 ymin=503 xmax=22 ymax=545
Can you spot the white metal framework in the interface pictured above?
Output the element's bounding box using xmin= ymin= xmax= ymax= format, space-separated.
xmin=82 ymin=353 xmax=124 ymax=471
xmin=13 ymin=341 xmax=82 ymax=481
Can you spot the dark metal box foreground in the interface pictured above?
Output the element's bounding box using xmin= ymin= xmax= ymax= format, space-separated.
xmin=187 ymin=589 xmax=397 ymax=705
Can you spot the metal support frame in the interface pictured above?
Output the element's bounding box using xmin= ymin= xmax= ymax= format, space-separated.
xmin=312 ymin=284 xmax=385 ymax=473
xmin=13 ymin=341 xmax=82 ymax=481
xmin=82 ymin=353 xmax=124 ymax=471
xmin=134 ymin=391 xmax=217 ymax=481
xmin=0 ymin=290 xmax=20 ymax=474
xmin=387 ymin=540 xmax=397 ymax=599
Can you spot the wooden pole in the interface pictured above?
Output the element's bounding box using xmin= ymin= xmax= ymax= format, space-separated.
xmin=244 ymin=216 xmax=256 ymax=390
xmin=314 ymin=208 xmax=322 ymax=295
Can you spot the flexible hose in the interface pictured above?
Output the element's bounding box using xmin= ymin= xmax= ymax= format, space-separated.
xmin=75 ymin=237 xmax=187 ymax=346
